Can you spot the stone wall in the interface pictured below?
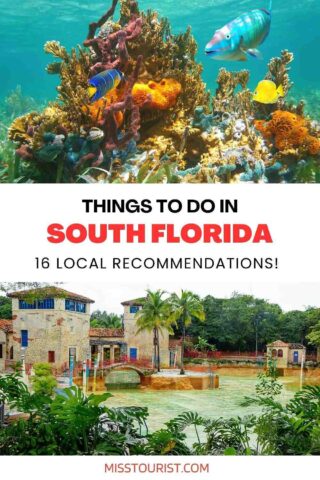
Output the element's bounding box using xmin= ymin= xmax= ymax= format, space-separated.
xmin=288 ymin=348 xmax=306 ymax=364
xmin=0 ymin=329 xmax=6 ymax=371
xmin=123 ymin=305 xmax=170 ymax=366
xmin=11 ymin=297 xmax=91 ymax=367
xmin=267 ymin=346 xmax=289 ymax=368
xmin=141 ymin=374 xmax=212 ymax=390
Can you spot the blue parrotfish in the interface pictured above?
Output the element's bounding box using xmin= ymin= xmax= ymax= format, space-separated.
xmin=88 ymin=69 xmax=124 ymax=102
xmin=205 ymin=1 xmax=272 ymax=61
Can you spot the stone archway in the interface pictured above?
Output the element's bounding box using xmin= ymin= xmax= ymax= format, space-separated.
xmin=105 ymin=366 xmax=145 ymax=389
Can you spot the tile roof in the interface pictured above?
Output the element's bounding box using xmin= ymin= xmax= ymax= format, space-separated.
xmin=7 ymin=286 xmax=95 ymax=303
xmin=89 ymin=328 xmax=124 ymax=338
xmin=121 ymin=297 xmax=146 ymax=306
xmin=267 ymin=340 xmax=289 ymax=347
xmin=0 ymin=319 xmax=13 ymax=333
xmin=289 ymin=343 xmax=305 ymax=349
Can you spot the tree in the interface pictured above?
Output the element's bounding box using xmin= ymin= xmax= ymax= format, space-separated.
xmin=168 ymin=291 xmax=205 ymax=375
xmin=135 ymin=290 xmax=172 ymax=372
xmin=0 ymin=282 xmax=62 ymax=294
xmin=90 ymin=310 xmax=122 ymax=329
xmin=0 ymin=296 xmax=12 ymax=319
xmin=306 ymin=309 xmax=320 ymax=353
xmin=183 ymin=293 xmax=282 ymax=352
xmin=279 ymin=310 xmax=311 ymax=344
xmin=194 ymin=336 xmax=216 ymax=353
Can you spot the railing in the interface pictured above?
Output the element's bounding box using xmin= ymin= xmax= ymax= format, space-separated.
xmin=306 ymin=354 xmax=318 ymax=362
xmin=185 ymin=349 xmax=265 ymax=360
xmin=69 ymin=356 xmax=154 ymax=376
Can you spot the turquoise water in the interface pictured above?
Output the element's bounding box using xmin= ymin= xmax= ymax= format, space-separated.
xmin=0 ymin=0 xmax=319 ymax=103
xmin=105 ymin=375 xmax=299 ymax=431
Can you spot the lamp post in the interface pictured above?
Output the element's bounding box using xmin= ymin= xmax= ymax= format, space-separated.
xmin=82 ymin=360 xmax=87 ymax=394
xmin=93 ymin=352 xmax=100 ymax=393
xmin=300 ymin=349 xmax=305 ymax=390
xmin=69 ymin=355 xmax=74 ymax=387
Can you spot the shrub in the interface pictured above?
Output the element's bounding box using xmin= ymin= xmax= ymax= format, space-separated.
xmin=31 ymin=363 xmax=57 ymax=396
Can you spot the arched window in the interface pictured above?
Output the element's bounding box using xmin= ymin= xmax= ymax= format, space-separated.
xmin=277 ymin=349 xmax=283 ymax=358
xmin=9 ymin=346 xmax=14 ymax=360
xmin=272 ymin=349 xmax=277 ymax=357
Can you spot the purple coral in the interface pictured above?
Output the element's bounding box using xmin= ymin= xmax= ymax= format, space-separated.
xmin=99 ymin=55 xmax=143 ymax=151
xmin=84 ymin=0 xmax=143 ymax=75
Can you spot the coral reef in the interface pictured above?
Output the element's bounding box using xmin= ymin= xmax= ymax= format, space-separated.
xmin=255 ymin=111 xmax=320 ymax=155
xmin=132 ymin=79 xmax=182 ymax=110
xmin=5 ymin=0 xmax=320 ymax=184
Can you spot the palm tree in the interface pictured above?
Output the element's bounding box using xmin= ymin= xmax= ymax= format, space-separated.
xmin=90 ymin=311 xmax=122 ymax=329
xmin=168 ymin=290 xmax=205 ymax=375
xmin=135 ymin=290 xmax=172 ymax=372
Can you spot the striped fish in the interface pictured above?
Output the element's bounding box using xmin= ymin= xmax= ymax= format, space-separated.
xmin=205 ymin=1 xmax=272 ymax=61
xmin=88 ymin=69 xmax=124 ymax=102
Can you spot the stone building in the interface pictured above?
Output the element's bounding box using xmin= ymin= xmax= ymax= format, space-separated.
xmin=7 ymin=287 xmax=94 ymax=368
xmin=122 ymin=298 xmax=169 ymax=366
xmin=0 ymin=289 xmax=171 ymax=372
xmin=267 ymin=340 xmax=306 ymax=368
xmin=89 ymin=327 xmax=126 ymax=364
xmin=89 ymin=298 xmax=170 ymax=367
xmin=0 ymin=320 xmax=13 ymax=372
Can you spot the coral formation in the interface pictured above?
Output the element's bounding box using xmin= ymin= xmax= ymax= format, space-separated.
xmin=4 ymin=0 xmax=320 ymax=184
xmin=255 ymin=111 xmax=320 ymax=155
xmin=132 ymin=79 xmax=182 ymax=110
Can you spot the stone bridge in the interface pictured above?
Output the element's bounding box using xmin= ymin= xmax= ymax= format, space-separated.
xmin=103 ymin=362 xmax=154 ymax=378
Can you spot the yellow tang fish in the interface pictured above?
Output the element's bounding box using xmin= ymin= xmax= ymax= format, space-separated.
xmin=253 ymin=80 xmax=285 ymax=104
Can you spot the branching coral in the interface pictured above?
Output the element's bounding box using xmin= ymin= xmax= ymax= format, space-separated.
xmin=44 ymin=41 xmax=92 ymax=129
xmin=84 ymin=0 xmax=142 ymax=75
xmin=123 ymin=1 xmax=209 ymax=116
xmin=213 ymin=68 xmax=251 ymax=114
xmin=265 ymin=50 xmax=294 ymax=96
xmin=255 ymin=110 xmax=320 ymax=155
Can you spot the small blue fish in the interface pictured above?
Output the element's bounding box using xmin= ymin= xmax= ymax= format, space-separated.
xmin=205 ymin=1 xmax=272 ymax=61
xmin=88 ymin=69 xmax=124 ymax=102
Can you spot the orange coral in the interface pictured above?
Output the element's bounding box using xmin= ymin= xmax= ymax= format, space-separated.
xmin=84 ymin=87 xmax=124 ymax=127
xmin=132 ymin=78 xmax=182 ymax=110
xmin=84 ymin=78 xmax=181 ymax=126
xmin=254 ymin=110 xmax=320 ymax=155
xmin=306 ymin=136 xmax=320 ymax=155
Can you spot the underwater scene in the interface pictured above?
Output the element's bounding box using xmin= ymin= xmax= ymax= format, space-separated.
xmin=1 ymin=0 xmax=320 ymax=183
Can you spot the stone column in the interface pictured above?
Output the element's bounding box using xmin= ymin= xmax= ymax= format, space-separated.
xmin=98 ymin=345 xmax=102 ymax=368
xmin=110 ymin=345 xmax=115 ymax=364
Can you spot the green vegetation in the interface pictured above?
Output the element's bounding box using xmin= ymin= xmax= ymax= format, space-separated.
xmin=135 ymin=290 xmax=173 ymax=372
xmin=194 ymin=336 xmax=216 ymax=353
xmin=135 ymin=290 xmax=205 ymax=374
xmin=0 ymin=373 xmax=319 ymax=455
xmin=90 ymin=310 xmax=122 ymax=329
xmin=31 ymin=363 xmax=57 ymax=396
xmin=0 ymin=296 xmax=11 ymax=319
xmin=0 ymin=88 xmax=43 ymax=183
xmin=178 ymin=293 xmax=319 ymax=353
xmin=306 ymin=309 xmax=320 ymax=353
xmin=168 ymin=291 xmax=205 ymax=374
xmin=133 ymin=289 xmax=319 ymax=369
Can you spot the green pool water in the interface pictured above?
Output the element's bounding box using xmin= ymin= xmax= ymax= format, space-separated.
xmin=104 ymin=375 xmax=301 ymax=432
